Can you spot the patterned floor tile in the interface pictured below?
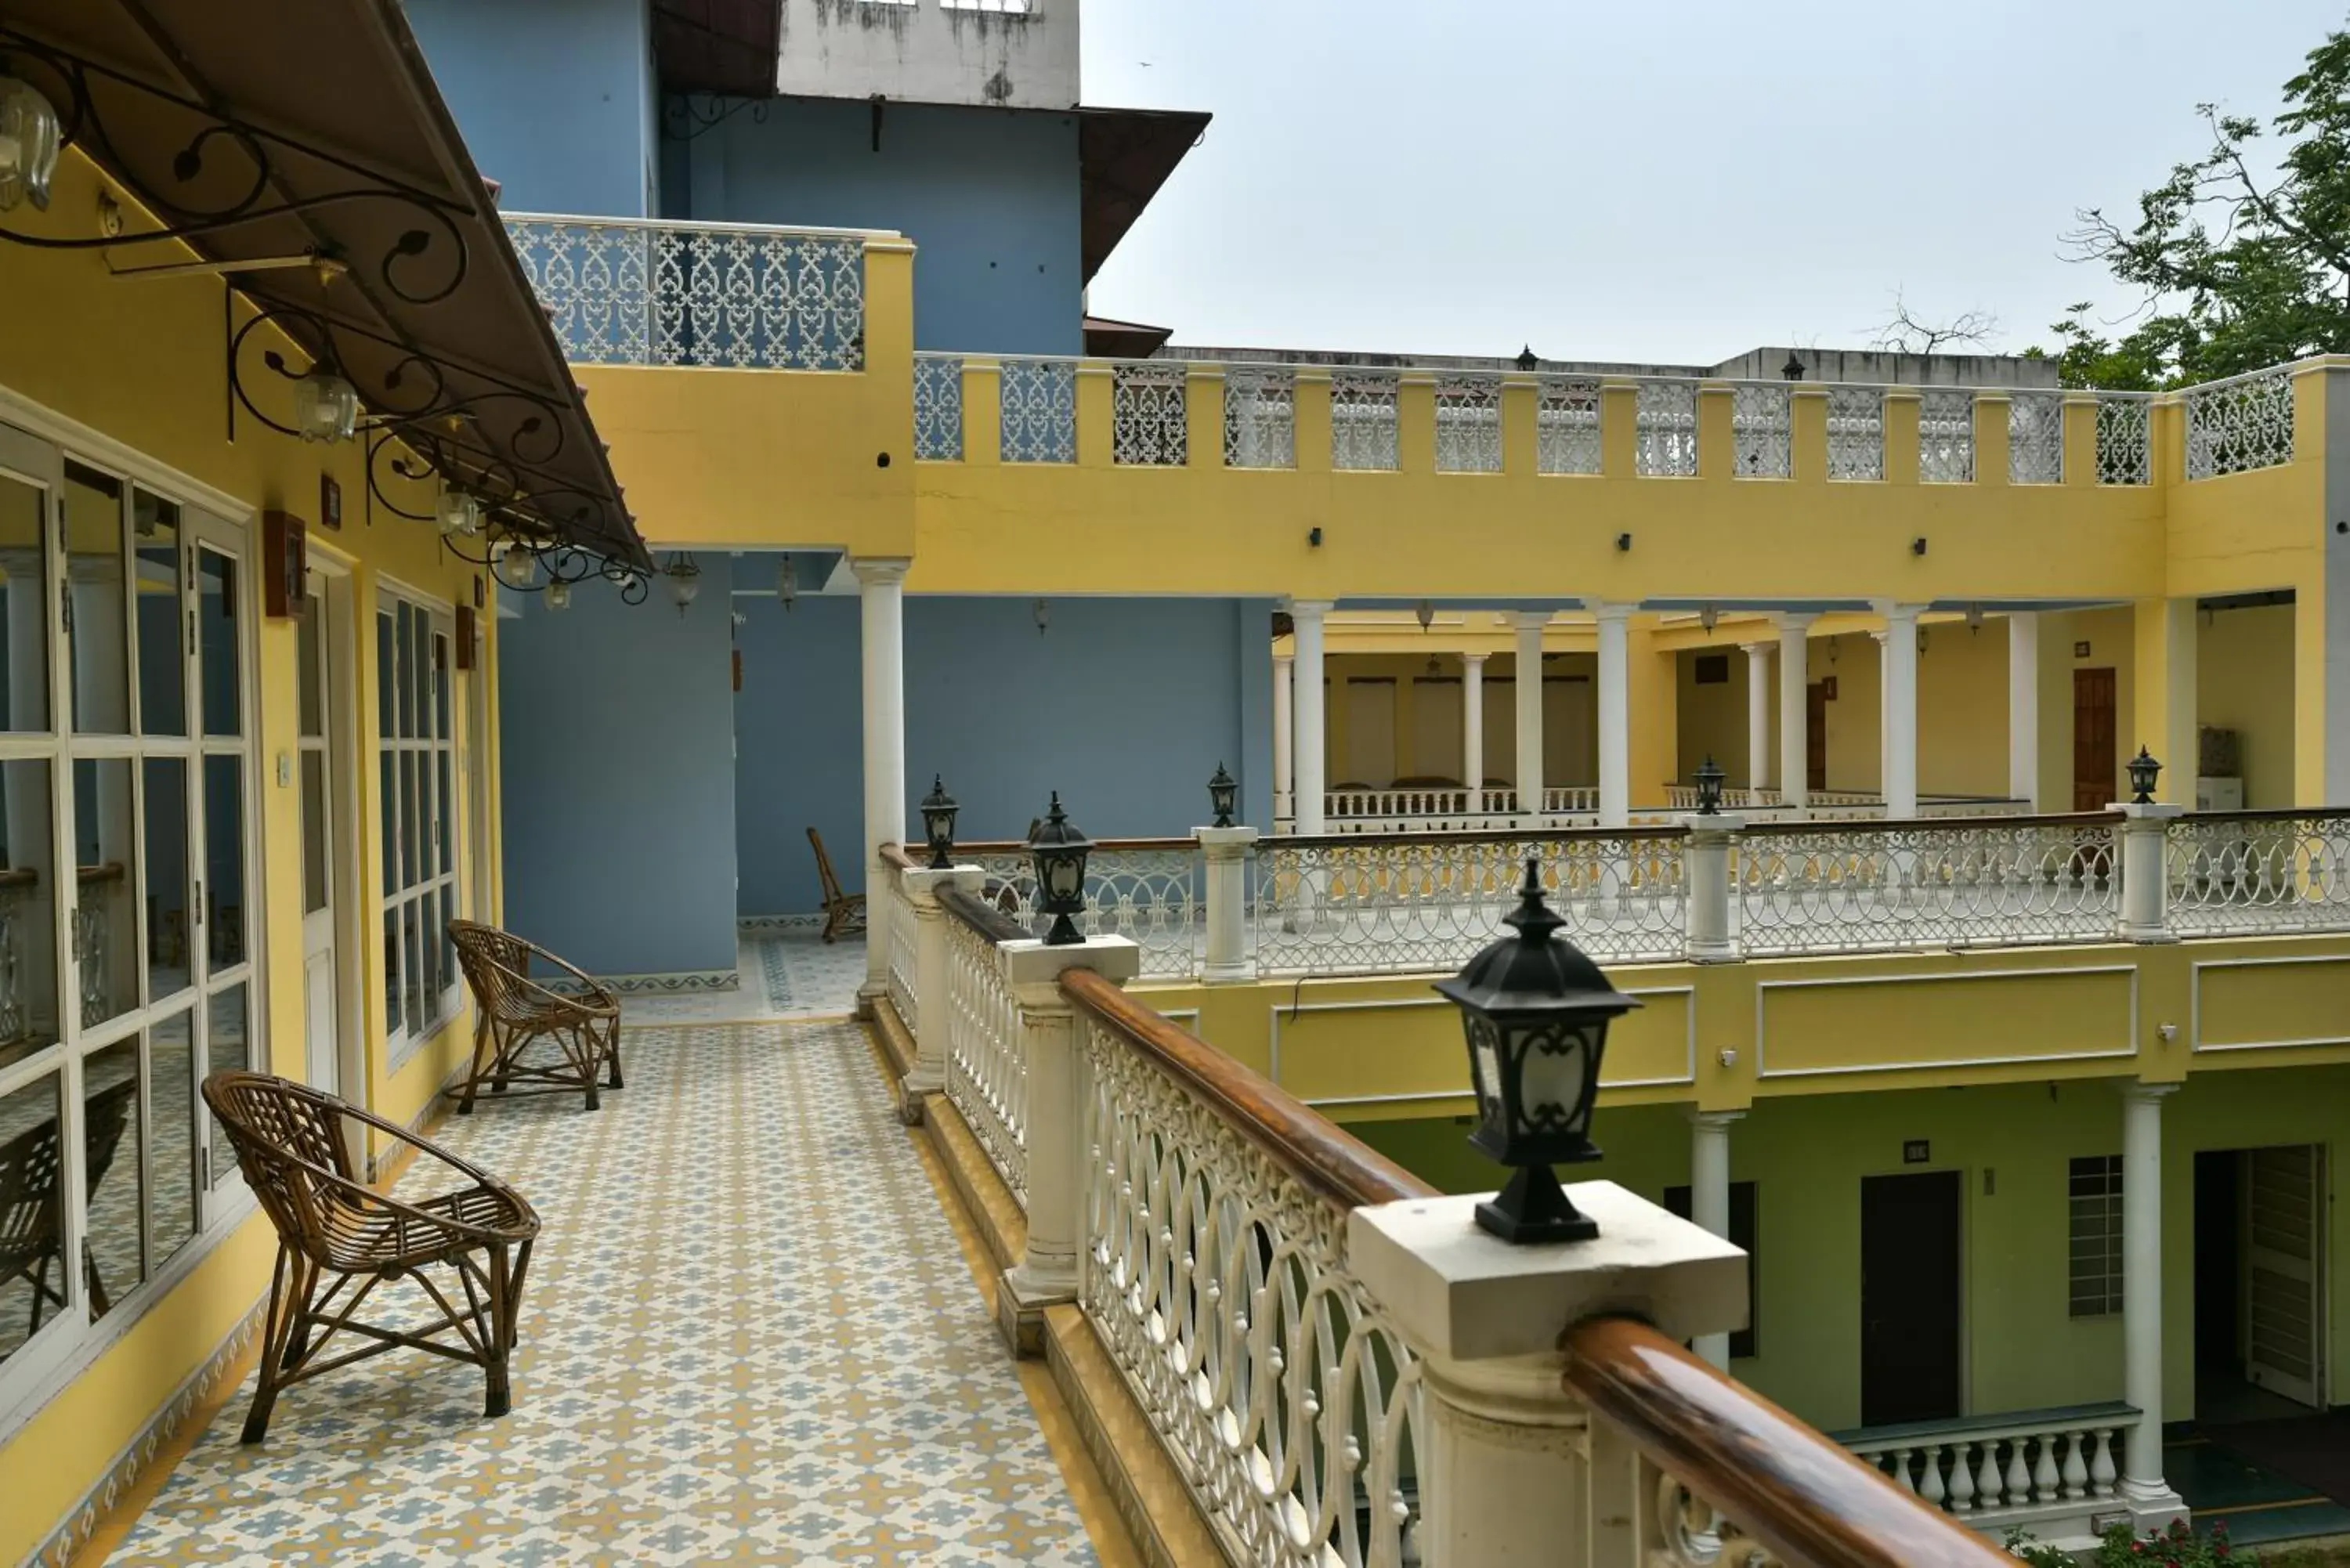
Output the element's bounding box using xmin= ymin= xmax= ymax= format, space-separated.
xmin=108 ymin=1020 xmax=1097 ymax=1566
xmin=617 ymin=933 xmax=867 ymax=1028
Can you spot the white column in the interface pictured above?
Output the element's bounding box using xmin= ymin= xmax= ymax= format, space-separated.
xmin=1510 ymin=612 xmax=1549 ymax=822
xmin=2121 ymin=1083 xmax=2184 ymax=1524
xmin=1871 ymin=630 xmax=1890 ymax=803
xmin=1461 ymin=653 xmax=1487 ymax=796
xmin=2008 ymin=611 xmax=2041 ymax=809
xmin=1272 ymin=652 xmax=1294 ymax=826
xmin=1744 ymin=642 xmax=1773 ymax=795
xmin=1197 ymin=826 xmax=1259 ymax=981
xmin=1689 ymin=1111 xmax=1745 ymax=1369
xmin=855 ymin=558 xmax=910 ymax=1002
xmin=1588 ymin=602 xmax=1633 ymax=829
xmin=1878 ymin=602 xmax=1922 ymax=818
xmin=1776 ymin=613 xmax=1817 ymax=810
xmin=1290 ymin=602 xmax=1330 ymax=835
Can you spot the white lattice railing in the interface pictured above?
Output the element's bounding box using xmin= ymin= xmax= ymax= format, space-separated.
xmin=1075 ymin=1007 xmax=1426 ymax=1568
xmin=1332 ymin=370 xmax=1401 ymax=471
xmin=1224 ymin=366 xmax=1297 ymax=468
xmin=1827 ymin=385 xmax=1885 ymax=480
xmin=1918 ymin=389 xmax=1976 ymax=482
xmin=1537 ymin=377 xmax=1603 ymax=475
xmin=1000 ymin=356 xmax=1078 ymax=464
xmin=1434 ymin=373 xmax=1503 ymax=473
xmin=1730 ymin=383 xmax=1791 ymax=479
xmin=1734 ymin=815 xmax=2122 ymax=955
xmin=1636 ymin=381 xmax=1699 ymax=477
xmin=2165 ymin=811 xmax=2350 ymax=936
xmin=2095 ymin=393 xmax=2153 ymax=485
xmin=913 ymin=352 xmax=964 ymax=460
xmin=884 ymin=867 xmax=919 ymax=1039
xmin=964 ymin=843 xmax=1201 ymax=979
xmin=2008 ymin=392 xmax=2065 ymax=484
xmin=1842 ymin=1404 xmax=2135 ymax=1537
xmin=504 ymin=214 xmax=866 ymax=370
xmin=2186 ymin=366 xmax=2296 ymax=479
xmin=1112 ymin=362 xmax=1188 ymax=466
xmin=1253 ymin=830 xmax=1688 ymax=975
xmin=942 ymin=909 xmax=1026 ymax=1205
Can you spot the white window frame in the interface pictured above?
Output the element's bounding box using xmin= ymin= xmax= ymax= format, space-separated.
xmin=2068 ymin=1153 xmax=2124 ymax=1318
xmin=376 ymin=585 xmax=461 ymax=1069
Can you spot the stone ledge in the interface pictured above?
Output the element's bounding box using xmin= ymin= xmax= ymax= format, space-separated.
xmin=1044 ymin=1305 xmax=1226 ymax=1568
xmin=870 ymin=997 xmax=917 ymax=1103
xmin=920 ymin=1091 xmax=1027 ymax=1277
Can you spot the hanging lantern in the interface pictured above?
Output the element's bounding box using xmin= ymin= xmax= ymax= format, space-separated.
xmin=437 ymin=489 xmax=483 ymax=539
xmin=1694 ymin=754 xmax=1724 ymax=815
xmin=545 ymin=580 xmax=572 ymax=612
xmin=1033 ymin=597 xmax=1050 ymax=636
xmin=1434 ymin=859 xmax=1639 ymax=1245
xmin=1207 ymin=762 xmax=1238 ymax=829
xmin=777 ymin=555 xmax=797 ymax=612
xmin=494 ymin=543 xmax=540 ymax=591
xmin=1699 ymin=605 xmax=1719 ymax=637
xmin=292 ymin=367 xmax=360 ymax=444
xmin=919 ymin=775 xmax=960 ymax=871
xmin=1415 ymin=599 xmax=1435 ymax=633
xmin=665 ymin=552 xmax=701 ymax=617
xmin=2128 ymin=746 xmax=2161 ymax=805
xmin=1027 ymin=793 xmax=1093 ymax=946
xmin=0 ymin=75 xmax=62 ymax=213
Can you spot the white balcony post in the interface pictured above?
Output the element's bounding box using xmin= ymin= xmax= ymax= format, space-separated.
xmin=1744 ymin=642 xmax=1773 ymax=793
xmin=998 ymin=935 xmax=1143 ymax=1354
xmin=2115 ymin=801 xmax=2184 ymax=941
xmin=1291 ymin=602 xmax=1330 ymax=834
xmin=1589 ymin=601 xmax=1634 ymax=829
xmin=1678 ymin=812 xmax=1745 ymax=963
xmin=2009 ymin=611 xmax=2042 ymax=809
xmin=1689 ymin=1110 xmax=1745 ymax=1368
xmin=1272 ymin=652 xmax=1295 ymax=825
xmin=1877 ymin=602 xmax=1923 ymax=818
xmin=2120 ymin=1082 xmax=2189 ymax=1530
xmin=1462 ymin=652 xmax=1487 ymax=794
xmin=855 ymin=558 xmax=910 ymax=1008
xmin=1349 ymin=1183 xmax=1746 ymax=1565
xmin=898 ymin=865 xmax=984 ymax=1114
xmin=1197 ymin=826 xmax=1259 ymax=982
xmin=1511 ymin=611 xmax=1550 ymax=824
xmin=1776 ymin=613 xmax=1817 ymax=811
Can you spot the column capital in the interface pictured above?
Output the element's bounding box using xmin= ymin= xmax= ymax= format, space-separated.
xmin=1582 ymin=598 xmax=1637 ymax=623
xmin=1869 ymin=599 xmax=1929 ymax=624
xmin=1869 ymin=629 xmax=1890 ymax=645
xmin=1283 ymin=598 xmax=1334 ymax=620
xmin=2121 ymin=1080 xmax=2181 ymax=1105
xmin=1459 ymin=651 xmax=1489 ymax=667
xmin=1773 ymin=611 xmax=1819 ymax=632
xmin=1506 ymin=609 xmax=1553 ymax=631
xmin=1741 ymin=641 xmax=1773 ymax=657
xmin=1686 ymin=1108 xmax=1748 ymax=1131
xmin=850 ymin=556 xmax=912 ymax=587
xmin=1273 ymin=650 xmax=1294 ymax=668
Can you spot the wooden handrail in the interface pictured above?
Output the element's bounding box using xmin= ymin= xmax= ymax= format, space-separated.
xmin=1564 ymin=1318 xmax=2013 ymax=1568
xmin=77 ymin=861 xmax=125 ymax=886
xmin=949 ymin=836 xmax=1201 ymax=854
xmin=1060 ymin=966 xmax=1434 ymax=1210
xmin=936 ymin=883 xmax=1028 ymax=945
xmin=880 ymin=842 xmax=919 ymax=871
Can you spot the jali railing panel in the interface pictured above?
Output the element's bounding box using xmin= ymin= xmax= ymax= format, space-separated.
xmin=964 ymin=842 xmax=1202 ymax=979
xmin=2166 ymin=810 xmax=2350 ymax=936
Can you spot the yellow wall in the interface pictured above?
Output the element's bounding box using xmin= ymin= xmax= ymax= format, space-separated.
xmin=2198 ymin=602 xmax=2297 ymax=808
xmin=0 ymin=152 xmax=504 ymax=1564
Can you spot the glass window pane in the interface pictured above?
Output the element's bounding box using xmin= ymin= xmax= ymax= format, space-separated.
xmin=375 ymin=610 xmax=394 ymax=741
xmin=419 ymin=887 xmax=439 ymax=1026
xmin=198 ymin=548 xmax=239 ymax=738
xmin=433 ymin=633 xmax=450 ymax=742
xmin=0 ymin=1070 xmax=63 ymax=1357
xmin=297 ymin=598 xmax=322 ymax=739
xmin=396 ymin=604 xmax=414 ymax=739
xmin=204 ymin=754 xmax=244 ymax=970
xmin=147 ymin=1009 xmax=197 ymax=1263
xmin=402 ymin=899 xmax=421 ymax=1039
xmin=0 ymin=471 xmax=50 ymax=732
xmin=204 ymin=982 xmax=248 ymax=1187
xmin=141 ymin=757 xmax=190 ymax=1003
xmin=0 ymin=759 xmax=59 ymax=1070
xmin=436 ymin=749 xmax=453 ymax=878
xmin=64 ymin=461 xmax=128 ymax=735
xmin=401 ymin=752 xmax=419 ymax=891
xmin=82 ymin=1035 xmax=143 ymax=1318
xmin=74 ymin=758 xmax=136 ymax=1028
xmin=132 ymin=493 xmax=184 ymax=737
xmin=381 ymin=899 xmax=400 ymax=1034
xmin=378 ymin=750 xmax=396 ymax=904
xmin=301 ymin=750 xmax=328 ymax=916
xmin=440 ymin=910 xmax=457 ymax=996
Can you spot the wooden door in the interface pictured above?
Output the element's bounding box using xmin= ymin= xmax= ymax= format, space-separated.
xmin=2245 ymin=1145 xmax=2325 ymax=1407
xmin=2073 ymin=667 xmax=2117 ymax=812
xmin=1806 ymin=682 xmax=1829 ymax=793
xmin=1343 ymin=677 xmax=1395 ymax=789
xmin=1860 ymin=1170 xmax=1964 ymax=1426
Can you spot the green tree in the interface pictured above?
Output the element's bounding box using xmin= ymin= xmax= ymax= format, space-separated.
xmin=2044 ymin=17 xmax=2350 ymax=388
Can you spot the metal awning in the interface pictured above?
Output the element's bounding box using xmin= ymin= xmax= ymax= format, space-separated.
xmin=0 ymin=0 xmax=648 ymax=569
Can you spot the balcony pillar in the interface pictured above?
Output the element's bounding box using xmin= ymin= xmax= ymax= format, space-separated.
xmin=2116 ymin=802 xmax=2183 ymax=941
xmin=1462 ymin=652 xmax=1487 ymax=794
xmin=1589 ymin=601 xmax=1634 ymax=829
xmin=1744 ymin=641 xmax=1772 ymax=793
xmin=2134 ymin=596 xmax=2198 ymax=808
xmin=1776 ymin=613 xmax=1817 ymax=810
xmin=997 ymin=935 xmax=1143 ymax=1355
xmin=2120 ymin=1082 xmax=2189 ymax=1530
xmin=1510 ymin=611 xmax=1550 ymax=823
xmin=1349 ymin=1184 xmax=1746 ymax=1566
xmin=854 ymin=557 xmax=910 ymax=1009
xmin=2009 ymin=611 xmax=2042 ymax=809
xmin=1290 ymin=601 xmax=1331 ymax=834
xmin=898 ymin=865 xmax=984 ymax=1116
xmin=1871 ymin=629 xmax=1890 ymax=800
xmin=1679 ymin=814 xmax=1744 ymax=964
xmin=1273 ymin=652 xmax=1294 ymax=825
xmin=1197 ymin=826 xmax=1258 ymax=982
xmin=1688 ymin=1110 xmax=1746 ymax=1368
xmin=1877 ymin=602 xmax=1923 ymax=818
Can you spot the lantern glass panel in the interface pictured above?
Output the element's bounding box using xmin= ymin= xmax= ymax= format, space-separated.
xmin=1517 ymin=1024 xmax=1591 ymax=1136
xmin=1045 ymin=854 xmax=1083 ymax=900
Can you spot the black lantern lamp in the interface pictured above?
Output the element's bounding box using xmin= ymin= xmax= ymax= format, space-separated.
xmin=2128 ymin=746 xmax=2161 ymax=806
xmin=1434 ymin=861 xmax=1640 ymax=1245
xmin=1029 ymin=793 xmax=1093 ymax=945
xmin=919 ymin=775 xmax=960 ymax=870
xmin=1208 ymin=763 xmax=1238 ymax=829
xmin=1694 ymin=754 xmax=1725 ymax=815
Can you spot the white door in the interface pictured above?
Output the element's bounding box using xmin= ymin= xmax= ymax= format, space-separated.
xmin=2245 ymin=1143 xmax=2326 ymax=1407
xmin=295 ymin=587 xmax=337 ymax=1095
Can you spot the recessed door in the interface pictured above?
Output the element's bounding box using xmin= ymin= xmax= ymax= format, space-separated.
xmin=1806 ymin=682 xmax=1829 ymax=793
xmin=1343 ymin=677 xmax=1394 ymax=789
xmin=2245 ymin=1144 xmax=2325 ymax=1407
xmin=296 ymin=588 xmax=338 ymax=1096
xmin=1860 ymin=1169 xmax=1964 ymax=1426
xmin=2073 ymin=667 xmax=2117 ymax=812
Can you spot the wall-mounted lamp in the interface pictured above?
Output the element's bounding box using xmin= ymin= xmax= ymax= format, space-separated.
xmin=1032 ymin=597 xmax=1050 ymax=635
xmin=1965 ymin=603 xmax=1984 ymax=634
xmin=1699 ymin=605 xmax=1719 ymax=637
xmin=1911 ymin=537 xmax=1929 ymax=557
xmin=1416 ymin=599 xmax=1435 ymax=632
xmin=1614 ymin=533 xmax=1632 ymax=552
xmin=1308 ymin=526 xmax=1324 ymax=547
xmin=777 ymin=555 xmax=797 ymax=612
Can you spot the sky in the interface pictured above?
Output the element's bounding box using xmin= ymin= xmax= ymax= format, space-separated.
xmin=1079 ymin=0 xmax=2350 ymax=364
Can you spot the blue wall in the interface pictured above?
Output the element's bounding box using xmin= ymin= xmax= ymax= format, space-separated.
xmin=735 ymin=594 xmax=1276 ymax=916
xmin=668 ymin=98 xmax=1083 ymax=356
xmin=408 ymin=0 xmax=659 ymax=217
xmin=498 ymin=558 xmax=737 ymax=976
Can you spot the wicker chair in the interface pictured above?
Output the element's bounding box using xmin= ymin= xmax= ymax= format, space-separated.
xmin=201 ymin=1071 xmax=540 ymax=1441
xmin=807 ymin=827 xmax=866 ymax=944
xmin=446 ymin=919 xmax=623 ymax=1114
xmin=0 ymin=1074 xmax=136 ymax=1330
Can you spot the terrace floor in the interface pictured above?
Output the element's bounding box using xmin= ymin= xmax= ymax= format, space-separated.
xmin=96 ymin=1019 xmax=1114 ymax=1566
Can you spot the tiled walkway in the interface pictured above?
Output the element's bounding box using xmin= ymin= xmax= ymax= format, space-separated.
xmin=108 ymin=1021 xmax=1098 ymax=1566
xmin=620 ymin=928 xmax=869 ymax=1028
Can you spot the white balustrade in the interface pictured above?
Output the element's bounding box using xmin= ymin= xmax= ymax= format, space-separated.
xmin=2186 ymin=366 xmax=2295 ymax=479
xmin=503 ymin=213 xmax=866 ymax=370
xmin=1224 ymin=365 xmax=1297 ymax=468
xmin=1827 ymin=386 xmax=1886 ymax=480
xmin=2008 ymin=392 xmax=2065 ymax=484
xmin=1111 ymin=363 xmax=1188 ymax=466
xmin=1332 ymin=370 xmax=1401 ymax=471
xmin=1731 ymin=383 xmax=1792 ymax=479
xmin=884 ymin=866 xmax=920 ymax=1038
xmin=943 ymin=911 xmax=1026 ymax=1204
xmin=1846 ymin=1407 xmax=2134 ymax=1538
xmin=1636 ymin=381 xmax=1699 ymax=476
xmin=1434 ymin=372 xmax=1503 ymax=473
xmin=1000 ymin=356 xmax=1079 ymax=463
xmin=1919 ymin=389 xmax=1976 ymax=483
xmin=2096 ymin=394 xmax=2153 ymax=485
xmin=2166 ymin=809 xmax=2350 ymax=936
xmin=913 ymin=352 xmax=964 ymax=460
xmin=965 ymin=844 xmax=1200 ymax=978
xmin=1537 ymin=376 xmax=1603 ymax=475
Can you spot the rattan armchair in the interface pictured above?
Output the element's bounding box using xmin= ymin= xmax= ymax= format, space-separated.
xmin=808 ymin=827 xmax=866 ymax=944
xmin=446 ymin=919 xmax=623 ymax=1114
xmin=201 ymin=1071 xmax=541 ymax=1442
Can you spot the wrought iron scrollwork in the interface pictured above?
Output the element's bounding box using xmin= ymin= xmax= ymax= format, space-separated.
xmin=0 ymin=29 xmax=475 ymax=304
